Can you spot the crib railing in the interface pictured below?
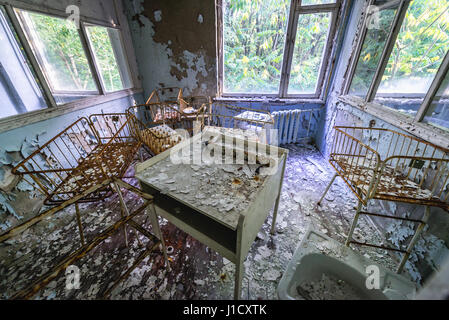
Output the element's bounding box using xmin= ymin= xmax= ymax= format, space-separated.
xmin=12 ymin=116 xmax=141 ymax=204
xmin=126 ymin=109 xmax=183 ymax=155
xmin=12 ymin=118 xmax=98 ymax=202
xmin=197 ymin=103 xmax=275 ymax=143
xmin=330 ymin=126 xmax=449 ymax=209
xmin=89 ymin=113 xmax=132 ymax=143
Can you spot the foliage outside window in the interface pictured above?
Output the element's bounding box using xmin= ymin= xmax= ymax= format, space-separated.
xmin=86 ymin=26 xmax=132 ymax=93
xmin=288 ymin=12 xmax=332 ymax=94
xmin=376 ymin=0 xmax=449 ymax=99
xmin=348 ymin=6 xmax=398 ymax=97
xmin=17 ymin=9 xmax=98 ymax=105
xmin=223 ymin=0 xmax=289 ymax=94
xmin=346 ymin=0 xmax=449 ymax=133
xmin=221 ymin=0 xmax=339 ymax=98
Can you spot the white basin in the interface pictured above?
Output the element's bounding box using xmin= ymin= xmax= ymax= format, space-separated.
xmin=277 ymin=229 xmax=417 ymax=300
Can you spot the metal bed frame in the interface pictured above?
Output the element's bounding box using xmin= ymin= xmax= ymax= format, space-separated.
xmin=127 ymin=105 xmax=185 ymax=155
xmin=1 ymin=114 xmax=169 ymax=299
xmin=196 ymin=102 xmax=275 ymax=144
xmin=318 ymin=126 xmax=449 ymax=273
xmin=144 ymin=87 xmax=211 ymax=130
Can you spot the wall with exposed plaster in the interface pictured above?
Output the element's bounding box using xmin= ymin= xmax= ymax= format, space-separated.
xmin=123 ymin=0 xmax=217 ymax=99
xmin=320 ymin=0 xmax=449 ymax=284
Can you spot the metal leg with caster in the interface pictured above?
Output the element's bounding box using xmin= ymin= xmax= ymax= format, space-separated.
xmin=396 ymin=206 xmax=431 ymax=274
xmin=317 ymin=173 xmax=338 ymax=206
xmin=345 ymin=200 xmax=363 ymax=246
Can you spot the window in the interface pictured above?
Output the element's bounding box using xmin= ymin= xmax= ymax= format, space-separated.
xmin=348 ymin=3 xmax=398 ymax=97
xmin=288 ymin=12 xmax=332 ymax=94
xmin=223 ymin=0 xmax=289 ymax=94
xmin=85 ymin=25 xmax=132 ymax=92
xmin=345 ymin=0 xmax=449 ymax=133
xmin=376 ymin=0 xmax=449 ymax=102
xmin=16 ymin=9 xmax=98 ymax=104
xmin=0 ymin=7 xmax=46 ymax=118
xmin=0 ymin=4 xmax=134 ymax=122
xmin=423 ymin=69 xmax=449 ymax=131
xmin=220 ymin=0 xmax=340 ymax=98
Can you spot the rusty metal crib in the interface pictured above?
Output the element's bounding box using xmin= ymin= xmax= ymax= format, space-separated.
xmin=143 ymin=87 xmax=210 ymax=132
xmin=127 ymin=104 xmax=185 ymax=156
xmin=318 ymin=126 xmax=449 ymax=273
xmin=196 ymin=103 xmax=275 ymax=144
xmin=2 ymin=114 xmax=169 ymax=299
xmin=127 ymin=89 xmax=213 ymax=155
xmin=12 ymin=114 xmax=139 ymax=206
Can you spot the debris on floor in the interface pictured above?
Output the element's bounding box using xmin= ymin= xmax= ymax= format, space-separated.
xmin=0 ymin=142 xmax=441 ymax=299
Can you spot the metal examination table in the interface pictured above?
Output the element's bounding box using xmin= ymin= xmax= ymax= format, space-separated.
xmin=135 ymin=128 xmax=288 ymax=299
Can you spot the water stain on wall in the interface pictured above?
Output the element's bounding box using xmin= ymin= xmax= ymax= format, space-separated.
xmin=129 ymin=0 xmax=217 ymax=97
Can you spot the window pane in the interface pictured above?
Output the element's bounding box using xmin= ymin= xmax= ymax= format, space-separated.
xmin=86 ymin=26 xmax=132 ymax=92
xmin=0 ymin=7 xmax=46 ymax=119
xmin=301 ymin=0 xmax=336 ymax=5
xmin=223 ymin=0 xmax=289 ymax=94
xmin=17 ymin=9 xmax=98 ymax=104
xmin=377 ymin=0 xmax=449 ymax=101
xmin=348 ymin=7 xmax=398 ymax=97
xmin=288 ymin=12 xmax=331 ymax=95
xmin=423 ymin=68 xmax=449 ymax=131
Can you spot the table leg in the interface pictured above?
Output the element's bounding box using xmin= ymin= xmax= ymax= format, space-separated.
xmin=234 ymin=256 xmax=244 ymax=300
xmin=74 ymin=202 xmax=85 ymax=246
xmin=270 ymin=157 xmax=287 ymax=235
xmin=148 ymin=204 xmax=171 ymax=271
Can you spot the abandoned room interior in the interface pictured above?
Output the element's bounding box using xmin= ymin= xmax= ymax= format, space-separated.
xmin=0 ymin=0 xmax=449 ymax=302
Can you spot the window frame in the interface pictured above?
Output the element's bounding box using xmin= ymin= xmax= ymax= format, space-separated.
xmin=217 ymin=0 xmax=341 ymax=100
xmin=0 ymin=0 xmax=141 ymax=133
xmin=343 ymin=0 xmax=449 ymax=140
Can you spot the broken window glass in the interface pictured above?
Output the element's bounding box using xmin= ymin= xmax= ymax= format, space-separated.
xmin=85 ymin=25 xmax=132 ymax=92
xmin=16 ymin=9 xmax=98 ymax=105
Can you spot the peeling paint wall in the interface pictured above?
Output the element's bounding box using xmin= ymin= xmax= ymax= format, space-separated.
xmin=123 ymin=0 xmax=217 ymax=98
xmin=320 ymin=0 xmax=449 ymax=284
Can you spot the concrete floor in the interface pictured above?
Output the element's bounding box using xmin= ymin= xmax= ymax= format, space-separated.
xmin=0 ymin=142 xmax=408 ymax=300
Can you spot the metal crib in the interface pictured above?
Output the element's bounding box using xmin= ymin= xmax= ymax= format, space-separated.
xmin=145 ymin=87 xmax=211 ymax=132
xmin=127 ymin=105 xmax=184 ymax=156
xmin=3 ymin=114 xmax=168 ymax=299
xmin=318 ymin=126 xmax=449 ymax=273
xmin=197 ymin=103 xmax=275 ymax=144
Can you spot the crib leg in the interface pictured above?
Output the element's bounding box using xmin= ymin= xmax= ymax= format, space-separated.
xmin=113 ymin=182 xmax=129 ymax=248
xmin=74 ymin=202 xmax=85 ymax=246
xmin=345 ymin=200 xmax=363 ymax=247
xmin=397 ymin=206 xmax=431 ymax=274
xmin=139 ymin=148 xmax=144 ymax=162
xmin=318 ymin=173 xmax=337 ymax=206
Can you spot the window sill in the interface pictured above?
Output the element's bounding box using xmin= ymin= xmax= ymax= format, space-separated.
xmin=338 ymin=95 xmax=449 ymax=150
xmin=0 ymin=88 xmax=143 ymax=134
xmin=215 ymin=96 xmax=325 ymax=105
